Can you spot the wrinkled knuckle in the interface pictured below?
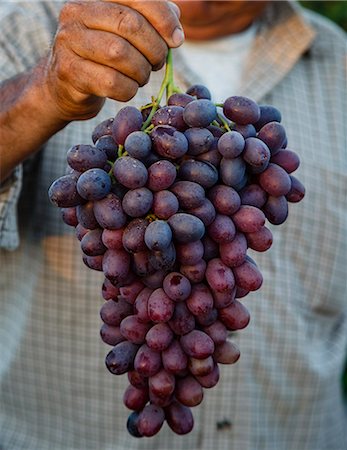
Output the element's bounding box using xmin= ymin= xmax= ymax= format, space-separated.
xmin=59 ymin=1 xmax=79 ymax=24
xmin=55 ymin=24 xmax=70 ymax=47
xmin=55 ymin=54 xmax=74 ymax=82
xmin=116 ymin=9 xmax=143 ymax=36
xmin=106 ymin=39 xmax=127 ymax=64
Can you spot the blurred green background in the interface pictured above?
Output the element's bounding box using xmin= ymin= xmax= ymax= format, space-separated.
xmin=300 ymin=0 xmax=347 ymax=31
xmin=299 ymin=1 xmax=347 ymax=398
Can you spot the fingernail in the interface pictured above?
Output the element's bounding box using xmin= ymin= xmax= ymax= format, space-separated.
xmin=172 ymin=27 xmax=185 ymax=46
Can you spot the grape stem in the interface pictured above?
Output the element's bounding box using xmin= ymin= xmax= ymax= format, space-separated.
xmin=141 ymin=49 xmax=180 ymax=131
xmin=118 ymin=144 xmax=124 ymax=158
xmin=217 ymin=113 xmax=232 ymax=132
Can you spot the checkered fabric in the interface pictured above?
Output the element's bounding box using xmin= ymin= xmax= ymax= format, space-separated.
xmin=0 ymin=1 xmax=346 ymax=449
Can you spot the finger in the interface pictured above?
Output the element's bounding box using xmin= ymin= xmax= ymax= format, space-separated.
xmin=55 ymin=50 xmax=139 ymax=102
xmin=104 ymin=0 xmax=185 ymax=47
xmin=168 ymin=1 xmax=181 ymax=19
xmin=67 ymin=27 xmax=152 ymax=86
xmin=68 ymin=2 xmax=168 ymax=68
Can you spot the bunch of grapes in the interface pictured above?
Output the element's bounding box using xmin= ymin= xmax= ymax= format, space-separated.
xmin=48 ymin=50 xmax=305 ymax=438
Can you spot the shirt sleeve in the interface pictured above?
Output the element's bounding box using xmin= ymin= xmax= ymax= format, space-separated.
xmin=0 ymin=1 xmax=60 ymax=250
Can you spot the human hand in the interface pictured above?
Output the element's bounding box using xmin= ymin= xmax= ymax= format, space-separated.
xmin=42 ymin=0 xmax=184 ymax=121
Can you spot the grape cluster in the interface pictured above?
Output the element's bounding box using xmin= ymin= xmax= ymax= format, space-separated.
xmin=49 ymin=81 xmax=305 ymax=437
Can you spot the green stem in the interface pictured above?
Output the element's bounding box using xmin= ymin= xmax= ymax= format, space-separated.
xmin=215 ymin=103 xmax=224 ymax=108
xmin=117 ymin=144 xmax=124 ymax=158
xmin=165 ymin=49 xmax=175 ymax=100
xmin=217 ymin=113 xmax=232 ymax=132
xmin=144 ymin=124 xmax=154 ymax=134
xmin=141 ymin=49 xmax=178 ymax=131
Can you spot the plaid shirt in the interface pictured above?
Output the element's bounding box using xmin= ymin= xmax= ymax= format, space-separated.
xmin=0 ymin=1 xmax=346 ymax=449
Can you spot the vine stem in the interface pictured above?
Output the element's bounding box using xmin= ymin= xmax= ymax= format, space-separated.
xmin=141 ymin=49 xmax=177 ymax=131
xmin=217 ymin=113 xmax=232 ymax=132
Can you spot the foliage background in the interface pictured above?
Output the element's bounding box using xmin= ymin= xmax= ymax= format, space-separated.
xmin=299 ymin=1 xmax=347 ymax=31
xmin=298 ymin=0 xmax=347 ymax=397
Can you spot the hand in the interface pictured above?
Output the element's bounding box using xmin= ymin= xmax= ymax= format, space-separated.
xmin=43 ymin=0 xmax=184 ymax=121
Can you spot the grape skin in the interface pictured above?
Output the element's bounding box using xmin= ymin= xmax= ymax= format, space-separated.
xmin=100 ymin=298 xmax=132 ymax=326
xmin=170 ymin=181 xmax=206 ymax=210
xmin=217 ymin=130 xmax=245 ymax=159
xmin=113 ymin=156 xmax=148 ymax=189
xmin=188 ymin=198 xmax=216 ymax=227
xmin=147 ymin=288 xmax=175 ymax=323
xmin=286 ymin=175 xmax=305 ymax=203
xmin=122 ymin=188 xmax=153 ymax=218
xmin=105 ymin=341 xmax=139 ymax=375
xmin=254 ymin=105 xmax=282 ymax=131
xmin=168 ymin=92 xmax=194 ymax=107
xmin=101 ymin=278 xmax=120 ymax=301
xmin=214 ymin=340 xmax=240 ymax=364
xmin=162 ymin=340 xmax=188 ymax=374
xmin=183 ymin=99 xmax=217 ymax=128
xmin=219 ymin=300 xmax=250 ymax=331
xmin=163 ymin=272 xmax=192 ymax=302
xmin=219 ymin=232 xmax=248 ymax=268
xmin=257 ymin=121 xmax=286 ymax=155
xmin=48 ymin=173 xmax=83 ymax=208
xmin=207 ymin=214 xmax=236 ymax=243
xmin=149 ymin=369 xmax=175 ymax=400
xmin=180 ymin=259 xmax=207 ymax=284
xmin=122 ymin=219 xmax=148 ymax=253
xmin=92 ymin=117 xmax=114 ymax=144
xmin=145 ymin=323 xmax=173 ymax=351
xmin=185 ymin=127 xmax=214 ymax=156
xmin=208 ymin=185 xmax=241 ymax=216
xmin=178 ymin=159 xmax=218 ymax=189
xmin=186 ymin=84 xmax=211 ymax=100
xmin=152 ymin=190 xmax=179 ymax=219
xmin=186 ymin=283 xmax=214 ymax=316
xmin=138 ymin=404 xmax=166 ymax=437
xmin=49 ymin=84 xmax=306 ymax=438
xmin=180 ymin=330 xmax=215 ymax=359
xmin=223 ymin=96 xmax=260 ymax=125
xmin=168 ymin=213 xmax=205 ymax=244
xmin=263 ymin=195 xmax=289 ymax=225
xmin=175 ymin=376 xmax=203 ymax=407
xmin=124 ymin=131 xmax=152 ymax=160
xmin=94 ymin=194 xmax=127 ymax=230
xmin=232 ymin=205 xmax=266 ymax=233
xmin=120 ymin=316 xmax=151 ymax=344
xmin=205 ymin=258 xmax=235 ymax=294
xmin=144 ymin=220 xmax=173 ymax=251
xmin=147 ymin=160 xmax=177 ymax=191
xmin=134 ymin=344 xmax=162 ymax=377
xmin=67 ymin=144 xmax=107 ymax=172
xmin=270 ymin=149 xmax=300 ymax=173
xmin=152 ymin=105 xmax=186 ymax=131
xmin=80 ymin=229 xmax=106 ymax=256
xmin=112 ymin=106 xmax=143 ymax=145
xmin=151 ymin=125 xmax=189 ymax=159
xmin=258 ymin=163 xmax=292 ymax=197
xmin=168 ymin=302 xmax=195 ymax=336
xmin=220 ymin=156 xmax=246 ymax=188
xmin=61 ymin=207 xmax=78 ymax=227
xmin=77 ymin=168 xmax=111 ymax=201
xmin=176 ymin=240 xmax=204 ymax=266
